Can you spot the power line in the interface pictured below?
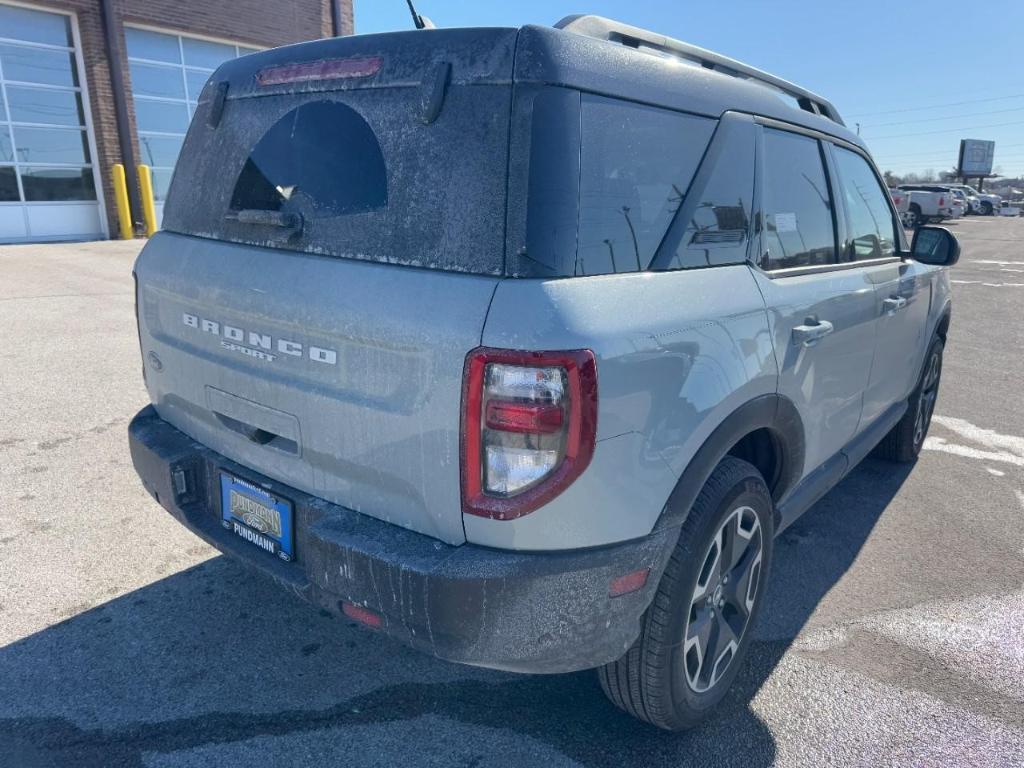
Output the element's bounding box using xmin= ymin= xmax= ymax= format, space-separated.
xmin=846 ymin=92 xmax=1024 ymax=118
xmin=872 ymin=142 xmax=1024 ymax=160
xmin=866 ymin=119 xmax=1024 ymax=140
xmin=863 ymin=106 xmax=1024 ymax=128
xmin=873 ymin=149 xmax=1024 ymax=161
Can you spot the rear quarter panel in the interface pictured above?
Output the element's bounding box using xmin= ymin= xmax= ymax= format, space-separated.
xmin=473 ymin=266 xmax=776 ymax=550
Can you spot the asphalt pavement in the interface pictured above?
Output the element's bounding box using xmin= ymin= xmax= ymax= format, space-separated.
xmin=1 ymin=217 xmax=1022 ymax=767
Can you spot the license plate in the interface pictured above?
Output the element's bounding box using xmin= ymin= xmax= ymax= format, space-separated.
xmin=220 ymin=473 xmax=294 ymax=561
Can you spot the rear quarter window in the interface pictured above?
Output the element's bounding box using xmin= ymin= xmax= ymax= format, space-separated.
xmin=574 ymin=96 xmax=715 ymax=276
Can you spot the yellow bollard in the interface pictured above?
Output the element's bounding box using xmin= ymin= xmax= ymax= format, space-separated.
xmin=111 ymin=164 xmax=133 ymax=239
xmin=137 ymin=164 xmax=158 ymax=237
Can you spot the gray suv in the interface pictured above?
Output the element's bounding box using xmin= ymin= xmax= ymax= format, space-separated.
xmin=128 ymin=15 xmax=959 ymax=730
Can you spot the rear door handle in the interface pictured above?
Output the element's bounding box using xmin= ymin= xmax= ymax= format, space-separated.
xmin=792 ymin=319 xmax=834 ymax=347
xmin=883 ymin=296 xmax=908 ymax=314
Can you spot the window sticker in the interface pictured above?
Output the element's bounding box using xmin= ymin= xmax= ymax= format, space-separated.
xmin=774 ymin=212 xmax=798 ymax=233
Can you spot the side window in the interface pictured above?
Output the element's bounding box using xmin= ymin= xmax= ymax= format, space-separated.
xmin=576 ymin=95 xmax=715 ymax=275
xmin=832 ymin=147 xmax=898 ymax=261
xmin=762 ymin=129 xmax=836 ymax=270
xmin=658 ymin=119 xmax=755 ymax=270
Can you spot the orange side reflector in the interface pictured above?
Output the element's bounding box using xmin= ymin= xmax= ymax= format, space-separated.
xmin=609 ymin=568 xmax=650 ymax=598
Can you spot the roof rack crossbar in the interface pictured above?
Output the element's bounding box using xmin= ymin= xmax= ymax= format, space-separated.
xmin=554 ymin=15 xmax=845 ymax=127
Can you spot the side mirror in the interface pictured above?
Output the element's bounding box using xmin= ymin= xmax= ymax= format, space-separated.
xmin=911 ymin=225 xmax=960 ymax=266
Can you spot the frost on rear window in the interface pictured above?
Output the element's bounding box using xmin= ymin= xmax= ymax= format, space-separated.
xmin=229 ymin=100 xmax=386 ymax=219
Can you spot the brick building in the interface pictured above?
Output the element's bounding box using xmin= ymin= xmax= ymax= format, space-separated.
xmin=0 ymin=0 xmax=353 ymax=243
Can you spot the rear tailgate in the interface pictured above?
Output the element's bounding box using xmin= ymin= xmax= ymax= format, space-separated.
xmin=135 ymin=29 xmax=518 ymax=544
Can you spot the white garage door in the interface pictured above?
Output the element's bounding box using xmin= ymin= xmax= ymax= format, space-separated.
xmin=125 ymin=27 xmax=258 ymax=227
xmin=0 ymin=3 xmax=105 ymax=243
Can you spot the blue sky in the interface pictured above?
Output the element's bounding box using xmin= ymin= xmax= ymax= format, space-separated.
xmin=355 ymin=0 xmax=1024 ymax=179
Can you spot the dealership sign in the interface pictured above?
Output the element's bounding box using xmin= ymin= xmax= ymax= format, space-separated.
xmin=958 ymin=139 xmax=996 ymax=176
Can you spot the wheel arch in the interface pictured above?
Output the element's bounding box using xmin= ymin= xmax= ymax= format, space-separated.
xmin=654 ymin=394 xmax=804 ymax=534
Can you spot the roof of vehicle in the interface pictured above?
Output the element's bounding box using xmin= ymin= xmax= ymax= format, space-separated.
xmin=515 ymin=19 xmax=863 ymax=147
xmin=551 ymin=16 xmax=845 ymax=124
xmin=210 ymin=17 xmax=864 ymax=150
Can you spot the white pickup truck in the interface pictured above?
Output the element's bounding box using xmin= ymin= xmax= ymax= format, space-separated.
xmin=889 ymin=188 xmax=912 ymax=227
xmin=947 ymin=184 xmax=1002 ymax=215
xmin=896 ymin=185 xmax=956 ymax=227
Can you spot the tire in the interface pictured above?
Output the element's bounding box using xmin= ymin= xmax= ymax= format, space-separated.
xmin=904 ymin=205 xmax=920 ymax=229
xmin=874 ymin=336 xmax=943 ymax=462
xmin=598 ymin=457 xmax=774 ymax=731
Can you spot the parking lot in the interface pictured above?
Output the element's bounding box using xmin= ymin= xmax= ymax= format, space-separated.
xmin=1 ymin=217 xmax=1022 ymax=767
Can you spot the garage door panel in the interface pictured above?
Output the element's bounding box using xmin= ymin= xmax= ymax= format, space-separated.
xmin=0 ymin=3 xmax=104 ymax=243
xmin=25 ymin=203 xmax=100 ymax=238
xmin=0 ymin=206 xmax=28 ymax=239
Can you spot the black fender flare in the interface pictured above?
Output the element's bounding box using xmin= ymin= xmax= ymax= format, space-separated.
xmin=933 ymin=302 xmax=952 ymax=342
xmin=653 ymin=394 xmax=804 ymax=533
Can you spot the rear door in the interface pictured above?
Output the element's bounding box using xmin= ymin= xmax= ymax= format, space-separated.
xmin=135 ymin=29 xmax=519 ymax=545
xmin=748 ymin=125 xmax=877 ymax=478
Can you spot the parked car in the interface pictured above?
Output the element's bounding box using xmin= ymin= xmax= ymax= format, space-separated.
xmin=947 ymin=183 xmax=1001 ymax=215
xmin=948 ymin=189 xmax=967 ymax=218
xmin=128 ymin=15 xmax=959 ymax=731
xmin=889 ymin=188 xmax=911 ymax=219
xmin=896 ymin=185 xmax=955 ymax=227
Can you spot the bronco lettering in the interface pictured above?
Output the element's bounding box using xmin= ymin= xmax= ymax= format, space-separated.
xmin=182 ymin=312 xmax=336 ymax=365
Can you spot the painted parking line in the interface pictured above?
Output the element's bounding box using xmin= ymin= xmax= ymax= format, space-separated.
xmin=924 ymin=415 xmax=1024 ymax=469
xmin=950 ymin=280 xmax=1024 ymax=288
xmin=973 ymin=259 xmax=1024 ymax=267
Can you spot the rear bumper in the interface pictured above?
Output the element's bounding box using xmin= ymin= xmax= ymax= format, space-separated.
xmin=128 ymin=406 xmax=676 ymax=673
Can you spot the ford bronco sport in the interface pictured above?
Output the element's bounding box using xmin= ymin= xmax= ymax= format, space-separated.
xmin=128 ymin=15 xmax=959 ymax=730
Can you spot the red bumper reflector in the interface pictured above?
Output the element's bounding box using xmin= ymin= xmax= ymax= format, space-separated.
xmin=341 ymin=601 xmax=383 ymax=628
xmin=256 ymin=56 xmax=383 ymax=86
xmin=485 ymin=401 xmax=564 ymax=434
xmin=609 ymin=568 xmax=650 ymax=597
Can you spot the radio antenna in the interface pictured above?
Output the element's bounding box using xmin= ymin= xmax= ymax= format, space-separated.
xmin=404 ymin=0 xmax=434 ymax=30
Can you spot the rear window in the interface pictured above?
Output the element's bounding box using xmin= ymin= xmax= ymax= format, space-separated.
xmin=230 ymin=101 xmax=387 ymax=218
xmin=163 ymin=84 xmax=512 ymax=276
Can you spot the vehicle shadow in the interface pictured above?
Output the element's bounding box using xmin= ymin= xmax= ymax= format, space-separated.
xmin=0 ymin=458 xmax=911 ymax=768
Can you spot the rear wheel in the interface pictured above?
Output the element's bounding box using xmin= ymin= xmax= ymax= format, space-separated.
xmin=874 ymin=337 xmax=943 ymax=462
xmin=981 ymin=201 xmax=993 ymax=216
xmin=598 ymin=457 xmax=774 ymax=730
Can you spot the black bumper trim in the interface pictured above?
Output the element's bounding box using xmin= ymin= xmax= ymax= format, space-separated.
xmin=128 ymin=405 xmax=677 ymax=673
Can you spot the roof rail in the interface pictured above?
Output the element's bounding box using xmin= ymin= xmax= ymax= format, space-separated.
xmin=554 ymin=15 xmax=845 ymax=126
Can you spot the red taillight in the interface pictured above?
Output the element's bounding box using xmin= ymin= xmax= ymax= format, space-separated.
xmin=485 ymin=401 xmax=564 ymax=434
xmin=461 ymin=348 xmax=598 ymax=520
xmin=256 ymin=56 xmax=382 ymax=86
xmin=938 ymin=197 xmax=945 ymax=206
